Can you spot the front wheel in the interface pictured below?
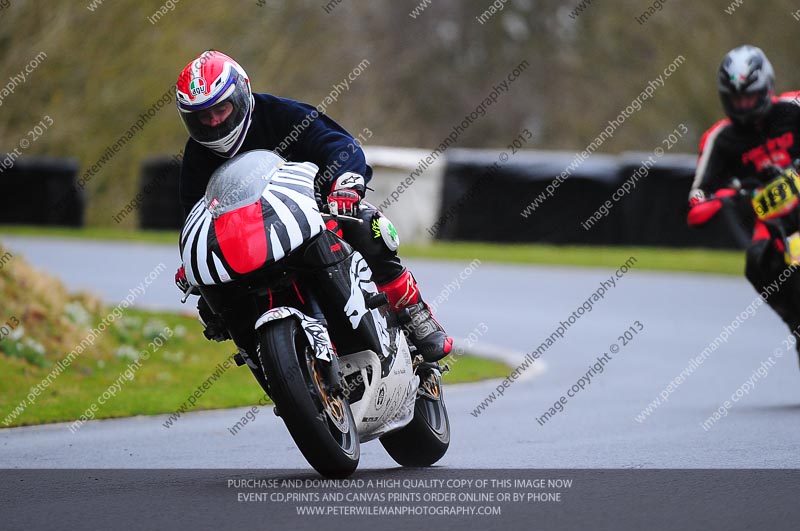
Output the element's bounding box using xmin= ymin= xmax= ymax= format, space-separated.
xmin=380 ymin=365 xmax=450 ymax=467
xmin=258 ymin=318 xmax=359 ymax=478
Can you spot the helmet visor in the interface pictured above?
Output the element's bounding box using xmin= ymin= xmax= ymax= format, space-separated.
xmin=180 ymin=78 xmax=249 ymax=143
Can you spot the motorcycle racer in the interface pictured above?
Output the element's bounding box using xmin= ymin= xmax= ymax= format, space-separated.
xmin=173 ymin=50 xmax=452 ymax=362
xmin=688 ymin=45 xmax=800 ymax=350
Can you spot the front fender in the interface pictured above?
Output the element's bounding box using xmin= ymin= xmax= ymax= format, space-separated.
xmin=255 ymin=307 xmax=334 ymax=362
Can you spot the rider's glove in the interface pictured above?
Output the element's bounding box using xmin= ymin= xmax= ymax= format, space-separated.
xmin=687 ymin=188 xmax=736 ymax=227
xmin=327 ymin=172 xmax=365 ymax=216
xmin=175 ymin=265 xmax=191 ymax=293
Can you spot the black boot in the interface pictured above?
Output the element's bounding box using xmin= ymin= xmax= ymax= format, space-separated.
xmin=403 ymin=301 xmax=454 ymax=363
xmin=377 ymin=269 xmax=453 ymax=363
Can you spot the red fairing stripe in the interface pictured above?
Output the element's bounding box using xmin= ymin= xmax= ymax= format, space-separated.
xmin=214 ymin=202 xmax=268 ymax=274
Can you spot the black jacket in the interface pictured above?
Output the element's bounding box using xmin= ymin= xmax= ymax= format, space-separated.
xmin=692 ymin=92 xmax=800 ymax=197
xmin=179 ymin=93 xmax=372 ymax=217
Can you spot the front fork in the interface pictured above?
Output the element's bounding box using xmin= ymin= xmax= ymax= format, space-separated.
xmin=254 ymin=305 xmax=345 ymax=397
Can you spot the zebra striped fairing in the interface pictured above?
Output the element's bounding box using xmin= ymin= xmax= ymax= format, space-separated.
xmin=179 ymin=150 xmax=325 ymax=287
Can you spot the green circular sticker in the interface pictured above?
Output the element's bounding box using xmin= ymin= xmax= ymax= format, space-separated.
xmin=378 ymin=216 xmax=400 ymax=251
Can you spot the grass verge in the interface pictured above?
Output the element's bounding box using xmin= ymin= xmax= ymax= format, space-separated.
xmin=0 ymin=307 xmax=508 ymax=428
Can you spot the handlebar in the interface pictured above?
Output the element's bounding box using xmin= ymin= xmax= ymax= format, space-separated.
xmin=725 ymin=159 xmax=800 ymax=195
xmin=726 ymin=176 xmax=763 ymax=195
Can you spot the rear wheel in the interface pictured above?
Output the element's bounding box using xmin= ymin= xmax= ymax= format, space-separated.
xmin=258 ymin=318 xmax=359 ymax=478
xmin=380 ymin=364 xmax=450 ymax=467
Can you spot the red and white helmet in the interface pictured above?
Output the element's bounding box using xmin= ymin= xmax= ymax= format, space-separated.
xmin=176 ymin=51 xmax=254 ymax=158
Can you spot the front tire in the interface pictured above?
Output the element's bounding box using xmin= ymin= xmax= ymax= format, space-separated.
xmin=258 ymin=318 xmax=360 ymax=478
xmin=380 ymin=365 xmax=450 ymax=467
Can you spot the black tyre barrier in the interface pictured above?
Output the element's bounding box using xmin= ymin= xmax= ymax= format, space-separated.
xmin=616 ymin=152 xmax=752 ymax=249
xmin=0 ymin=155 xmax=84 ymax=226
xmin=436 ymin=149 xmax=753 ymax=249
xmin=435 ymin=149 xmax=625 ymax=245
xmin=138 ymin=154 xmax=183 ymax=230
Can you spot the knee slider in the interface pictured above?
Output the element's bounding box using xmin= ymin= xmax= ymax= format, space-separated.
xmin=371 ymin=212 xmax=400 ymax=252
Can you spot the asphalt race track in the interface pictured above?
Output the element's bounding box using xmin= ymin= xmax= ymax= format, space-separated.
xmin=2 ymin=235 xmax=799 ymax=471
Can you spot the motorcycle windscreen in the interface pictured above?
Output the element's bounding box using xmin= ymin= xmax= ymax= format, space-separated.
xmin=180 ymin=152 xmax=325 ymax=286
xmin=204 ymin=150 xmax=285 ymax=217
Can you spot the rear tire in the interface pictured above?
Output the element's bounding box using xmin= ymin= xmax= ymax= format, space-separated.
xmin=258 ymin=318 xmax=359 ymax=478
xmin=380 ymin=366 xmax=450 ymax=467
